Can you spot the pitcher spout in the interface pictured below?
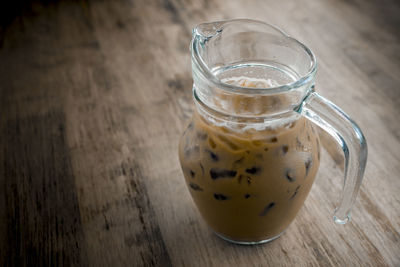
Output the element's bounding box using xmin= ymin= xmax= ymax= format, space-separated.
xmin=193 ymin=21 xmax=224 ymax=42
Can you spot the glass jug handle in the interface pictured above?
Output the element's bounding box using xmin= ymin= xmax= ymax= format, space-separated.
xmin=297 ymin=88 xmax=368 ymax=224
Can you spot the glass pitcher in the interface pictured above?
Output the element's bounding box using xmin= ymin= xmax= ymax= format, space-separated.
xmin=178 ymin=19 xmax=367 ymax=244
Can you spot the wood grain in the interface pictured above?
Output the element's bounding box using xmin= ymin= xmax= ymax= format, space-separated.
xmin=0 ymin=0 xmax=399 ymax=266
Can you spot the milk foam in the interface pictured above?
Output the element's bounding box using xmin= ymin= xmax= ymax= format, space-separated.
xmin=221 ymin=76 xmax=280 ymax=88
xmin=201 ymin=76 xmax=299 ymax=132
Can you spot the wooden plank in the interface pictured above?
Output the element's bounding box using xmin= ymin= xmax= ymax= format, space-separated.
xmin=1 ymin=111 xmax=86 ymax=266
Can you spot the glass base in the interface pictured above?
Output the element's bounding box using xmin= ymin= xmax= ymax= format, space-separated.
xmin=214 ymin=230 xmax=285 ymax=245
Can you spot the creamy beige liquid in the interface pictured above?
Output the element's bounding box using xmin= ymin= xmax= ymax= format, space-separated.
xmin=179 ymin=78 xmax=320 ymax=242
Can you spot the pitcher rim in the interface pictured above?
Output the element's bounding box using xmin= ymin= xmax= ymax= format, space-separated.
xmin=191 ymin=19 xmax=318 ymax=95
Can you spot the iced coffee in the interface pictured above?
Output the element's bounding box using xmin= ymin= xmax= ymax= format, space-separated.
xmin=178 ymin=78 xmax=320 ymax=242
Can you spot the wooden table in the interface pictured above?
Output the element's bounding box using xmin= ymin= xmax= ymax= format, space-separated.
xmin=1 ymin=0 xmax=399 ymax=266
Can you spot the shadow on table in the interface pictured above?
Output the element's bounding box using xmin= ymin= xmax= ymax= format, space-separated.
xmin=0 ymin=0 xmax=70 ymax=28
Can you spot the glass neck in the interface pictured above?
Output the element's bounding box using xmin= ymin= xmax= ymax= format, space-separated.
xmin=191 ymin=19 xmax=316 ymax=122
xmin=192 ymin=62 xmax=315 ymax=124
